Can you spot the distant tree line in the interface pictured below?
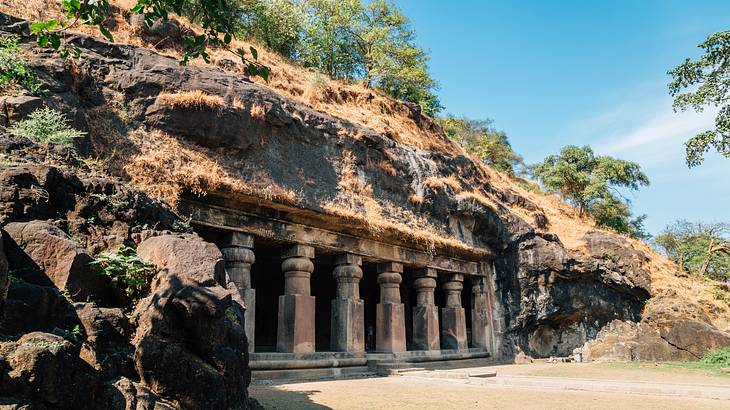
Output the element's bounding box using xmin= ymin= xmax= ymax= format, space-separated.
xmin=656 ymin=221 xmax=730 ymax=282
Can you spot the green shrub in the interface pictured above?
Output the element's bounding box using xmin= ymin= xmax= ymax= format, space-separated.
xmin=90 ymin=244 xmax=155 ymax=300
xmin=700 ymin=346 xmax=730 ymax=367
xmin=0 ymin=35 xmax=42 ymax=93
xmin=10 ymin=107 xmax=85 ymax=149
xmin=57 ymin=324 xmax=85 ymax=344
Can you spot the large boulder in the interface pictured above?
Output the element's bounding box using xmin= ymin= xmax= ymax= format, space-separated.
xmin=133 ymin=234 xmax=250 ymax=409
xmin=3 ymin=220 xmax=108 ymax=301
xmin=95 ymin=377 xmax=176 ymax=410
xmin=0 ymin=278 xmax=78 ymax=337
xmin=577 ymin=290 xmax=730 ymax=362
xmin=75 ymin=302 xmax=135 ymax=381
xmin=0 ymin=332 xmax=98 ymax=409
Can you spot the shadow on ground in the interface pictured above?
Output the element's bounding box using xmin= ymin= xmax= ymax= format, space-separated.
xmin=251 ymin=388 xmax=332 ymax=409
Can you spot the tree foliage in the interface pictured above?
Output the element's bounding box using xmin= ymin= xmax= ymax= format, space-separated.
xmin=238 ymin=0 xmax=304 ymax=59
xmin=668 ymin=30 xmax=730 ymax=167
xmin=655 ymin=220 xmax=730 ymax=281
xmin=439 ymin=116 xmax=523 ymax=175
xmin=532 ymin=145 xmax=650 ymax=238
xmin=293 ymin=0 xmax=441 ymax=115
xmin=0 ymin=35 xmax=42 ymax=93
xmin=29 ymin=0 xmax=269 ymax=78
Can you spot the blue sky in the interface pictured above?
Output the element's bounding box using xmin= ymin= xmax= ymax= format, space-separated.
xmin=394 ymin=0 xmax=730 ymax=235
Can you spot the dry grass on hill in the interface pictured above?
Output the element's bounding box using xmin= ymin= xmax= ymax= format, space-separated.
xmin=158 ymin=90 xmax=225 ymax=109
xmin=0 ymin=0 xmax=454 ymax=153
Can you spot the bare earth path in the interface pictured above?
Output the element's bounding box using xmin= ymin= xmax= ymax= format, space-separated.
xmin=250 ymin=363 xmax=730 ymax=409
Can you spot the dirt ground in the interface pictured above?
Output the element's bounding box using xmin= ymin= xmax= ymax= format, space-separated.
xmin=250 ymin=363 xmax=730 ymax=409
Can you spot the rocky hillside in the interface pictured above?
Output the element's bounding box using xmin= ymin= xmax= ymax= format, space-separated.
xmin=0 ymin=5 xmax=729 ymax=408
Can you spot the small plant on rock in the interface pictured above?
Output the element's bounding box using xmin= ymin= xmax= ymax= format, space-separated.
xmin=10 ymin=107 xmax=85 ymax=150
xmin=0 ymin=35 xmax=42 ymax=93
xmin=90 ymin=244 xmax=155 ymax=300
xmin=56 ymin=324 xmax=85 ymax=344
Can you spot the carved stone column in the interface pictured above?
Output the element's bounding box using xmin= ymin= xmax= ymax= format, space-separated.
xmin=441 ymin=273 xmax=468 ymax=351
xmin=411 ymin=268 xmax=440 ymax=351
xmin=376 ymin=262 xmax=406 ymax=353
xmin=277 ymin=244 xmax=315 ymax=353
xmin=220 ymin=232 xmax=256 ymax=352
xmin=330 ymin=253 xmax=364 ymax=352
xmin=471 ymin=275 xmax=493 ymax=353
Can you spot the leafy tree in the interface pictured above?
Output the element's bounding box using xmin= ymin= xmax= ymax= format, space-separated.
xmin=668 ymin=30 xmax=730 ymax=167
xmin=299 ymin=0 xmax=363 ymax=80
xmin=238 ymin=0 xmax=304 ymax=58
xmin=587 ymin=195 xmax=650 ymax=240
xmin=300 ymin=0 xmax=441 ymax=115
xmin=532 ymin=145 xmax=649 ymax=216
xmin=655 ymin=220 xmax=730 ymax=281
xmin=439 ymin=116 xmax=523 ymax=175
xmin=29 ymin=0 xmax=269 ymax=78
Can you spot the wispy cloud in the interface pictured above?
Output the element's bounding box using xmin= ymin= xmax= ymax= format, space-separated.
xmin=592 ymin=98 xmax=718 ymax=165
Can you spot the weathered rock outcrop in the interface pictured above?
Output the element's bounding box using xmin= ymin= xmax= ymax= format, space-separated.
xmin=3 ymin=220 xmax=108 ymax=300
xmin=0 ymin=332 xmax=98 ymax=409
xmin=0 ymin=120 xmax=252 ymax=406
xmin=0 ymin=231 xmax=8 ymax=317
xmin=134 ymin=234 xmax=250 ymax=410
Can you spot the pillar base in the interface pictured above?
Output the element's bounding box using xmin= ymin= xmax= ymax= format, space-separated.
xmin=243 ymin=289 xmax=256 ymax=353
xmin=330 ymin=298 xmax=364 ymax=352
xmin=441 ymin=307 xmax=468 ymax=351
xmin=412 ymin=305 xmax=440 ymax=351
xmin=277 ymin=294 xmax=315 ymax=353
xmin=376 ymin=303 xmax=406 ymax=353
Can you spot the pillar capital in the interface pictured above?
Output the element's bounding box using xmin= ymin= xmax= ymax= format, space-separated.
xmin=377 ymin=261 xmax=403 ymax=274
xmin=413 ymin=267 xmax=438 ymax=279
xmin=220 ymin=231 xmax=254 ymax=248
xmin=332 ymin=253 xmax=363 ymax=299
xmin=471 ymin=275 xmax=487 ymax=294
xmin=282 ymin=244 xmax=315 ymax=259
xmin=334 ymin=253 xmax=362 ymax=266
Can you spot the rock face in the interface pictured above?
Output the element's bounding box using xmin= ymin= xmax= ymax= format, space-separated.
xmin=579 ymin=290 xmax=730 ymax=361
xmin=3 ymin=220 xmax=107 ymax=300
xmin=0 ymin=231 xmax=8 ymax=317
xmin=133 ymin=234 xmax=250 ymax=410
xmin=0 ymin=332 xmax=98 ymax=409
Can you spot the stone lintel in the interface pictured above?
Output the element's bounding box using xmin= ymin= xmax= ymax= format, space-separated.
xmin=282 ymin=244 xmax=315 ymax=259
xmin=377 ymin=261 xmax=403 ymax=274
xmin=221 ymin=231 xmax=254 ymax=248
xmin=181 ymin=200 xmax=485 ymax=275
xmin=334 ymin=253 xmax=362 ymax=266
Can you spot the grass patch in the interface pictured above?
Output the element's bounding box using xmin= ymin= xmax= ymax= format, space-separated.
xmin=158 ymin=90 xmax=225 ymax=109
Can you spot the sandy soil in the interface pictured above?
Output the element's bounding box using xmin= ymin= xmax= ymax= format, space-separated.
xmin=250 ymin=363 xmax=730 ymax=410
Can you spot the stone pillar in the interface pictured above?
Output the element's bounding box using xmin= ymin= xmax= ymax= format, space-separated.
xmin=441 ymin=273 xmax=468 ymax=351
xmin=471 ymin=275 xmax=493 ymax=353
xmin=412 ymin=268 xmax=440 ymax=351
xmin=330 ymin=254 xmax=364 ymax=352
xmin=376 ymin=262 xmax=406 ymax=353
xmin=277 ymin=244 xmax=315 ymax=353
xmin=220 ymin=232 xmax=256 ymax=353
